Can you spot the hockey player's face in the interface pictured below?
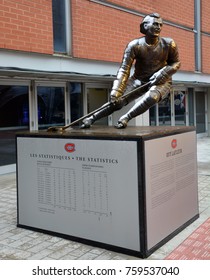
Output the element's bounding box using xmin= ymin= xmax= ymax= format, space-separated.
xmin=145 ymin=17 xmax=163 ymax=37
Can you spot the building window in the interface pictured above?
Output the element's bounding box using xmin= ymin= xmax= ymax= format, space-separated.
xmin=70 ymin=83 xmax=84 ymax=123
xmin=158 ymin=96 xmax=172 ymax=126
xmin=0 ymin=85 xmax=29 ymax=166
xmin=52 ymin=0 xmax=67 ymax=53
xmin=174 ymin=91 xmax=186 ymax=126
xmin=37 ymin=86 xmax=65 ymax=129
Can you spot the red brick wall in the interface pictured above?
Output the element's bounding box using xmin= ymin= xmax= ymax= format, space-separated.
xmin=161 ymin=25 xmax=195 ymax=72
xmin=71 ymin=0 xmax=195 ymax=71
xmin=202 ymin=36 xmax=210 ymax=74
xmin=110 ymin=0 xmax=194 ymax=27
xmin=0 ymin=0 xmax=209 ymax=75
xmin=0 ymin=0 xmax=53 ymax=54
xmin=201 ymin=0 xmax=210 ymax=31
xmin=71 ymin=0 xmax=139 ymax=62
xmin=201 ymin=0 xmax=210 ymax=73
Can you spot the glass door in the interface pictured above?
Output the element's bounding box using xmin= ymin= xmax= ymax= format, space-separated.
xmin=85 ymin=84 xmax=110 ymax=126
xmin=35 ymin=83 xmax=66 ymax=130
xmin=158 ymin=94 xmax=171 ymax=126
xmin=195 ymin=91 xmax=207 ymax=133
xmin=0 ymin=83 xmax=29 ymax=168
xmin=150 ymin=88 xmax=189 ymax=127
xmin=174 ymin=90 xmax=187 ymax=126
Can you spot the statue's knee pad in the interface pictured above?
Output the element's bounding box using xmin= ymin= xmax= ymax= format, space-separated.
xmin=150 ymin=83 xmax=171 ymax=100
xmin=148 ymin=86 xmax=161 ymax=102
xmin=114 ymin=98 xmax=127 ymax=109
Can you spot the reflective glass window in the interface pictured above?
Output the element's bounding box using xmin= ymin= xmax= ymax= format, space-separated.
xmin=0 ymin=85 xmax=29 ymax=166
xmin=70 ymin=83 xmax=83 ymax=123
xmin=174 ymin=91 xmax=186 ymax=126
xmin=52 ymin=0 xmax=67 ymax=53
xmin=158 ymin=95 xmax=171 ymax=126
xmin=37 ymin=86 xmax=65 ymax=129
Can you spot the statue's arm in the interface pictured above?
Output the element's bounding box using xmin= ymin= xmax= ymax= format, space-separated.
xmin=110 ymin=42 xmax=136 ymax=100
xmin=150 ymin=39 xmax=181 ymax=85
xmin=164 ymin=39 xmax=181 ymax=75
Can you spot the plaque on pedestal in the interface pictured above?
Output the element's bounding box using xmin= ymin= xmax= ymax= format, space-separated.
xmin=16 ymin=126 xmax=199 ymax=258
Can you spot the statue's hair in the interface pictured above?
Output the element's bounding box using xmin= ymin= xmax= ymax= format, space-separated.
xmin=140 ymin=13 xmax=162 ymax=34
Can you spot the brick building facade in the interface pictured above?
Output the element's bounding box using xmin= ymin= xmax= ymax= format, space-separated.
xmin=0 ymin=0 xmax=209 ymax=173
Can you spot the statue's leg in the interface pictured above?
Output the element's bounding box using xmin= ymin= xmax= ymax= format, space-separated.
xmin=81 ymin=77 xmax=143 ymax=128
xmin=116 ymin=83 xmax=171 ymax=129
xmin=81 ymin=101 xmax=125 ymax=128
